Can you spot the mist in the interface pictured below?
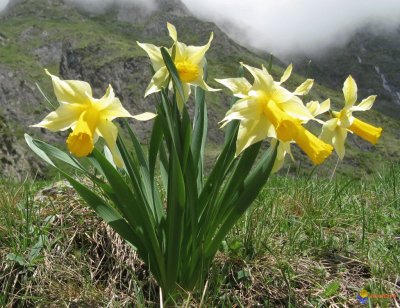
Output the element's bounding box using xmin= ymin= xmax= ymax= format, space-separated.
xmin=1 ymin=0 xmax=400 ymax=57
xmin=0 ymin=0 xmax=8 ymax=11
xmin=0 ymin=0 xmax=158 ymax=14
xmin=181 ymin=0 xmax=400 ymax=57
xmin=64 ymin=0 xmax=158 ymax=14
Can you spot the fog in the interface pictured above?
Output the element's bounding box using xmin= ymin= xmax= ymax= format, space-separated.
xmin=64 ymin=0 xmax=158 ymax=14
xmin=1 ymin=0 xmax=400 ymax=57
xmin=182 ymin=0 xmax=400 ymax=57
xmin=0 ymin=0 xmax=8 ymax=11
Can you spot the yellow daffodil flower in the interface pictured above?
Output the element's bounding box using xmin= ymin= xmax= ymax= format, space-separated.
xmin=137 ymin=22 xmax=218 ymax=110
xmin=217 ymin=63 xmax=333 ymax=166
xmin=320 ymin=75 xmax=382 ymax=159
xmin=272 ymin=99 xmax=331 ymax=172
xmin=32 ymin=70 xmax=156 ymax=167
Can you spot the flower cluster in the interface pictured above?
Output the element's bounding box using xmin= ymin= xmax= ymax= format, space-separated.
xmin=32 ymin=70 xmax=156 ymax=167
xmin=28 ymin=22 xmax=385 ymax=300
xmin=217 ymin=65 xmax=383 ymax=171
xmin=33 ymin=23 xmax=382 ymax=171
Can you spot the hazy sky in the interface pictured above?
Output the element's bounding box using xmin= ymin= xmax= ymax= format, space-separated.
xmin=0 ymin=0 xmax=7 ymax=11
xmin=1 ymin=0 xmax=400 ymax=56
xmin=181 ymin=0 xmax=400 ymax=56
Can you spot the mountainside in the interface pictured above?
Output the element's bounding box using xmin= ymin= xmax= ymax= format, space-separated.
xmin=291 ymin=25 xmax=400 ymax=120
xmin=0 ymin=0 xmax=399 ymax=179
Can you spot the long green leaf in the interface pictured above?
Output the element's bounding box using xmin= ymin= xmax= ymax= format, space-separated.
xmin=165 ymin=148 xmax=186 ymax=289
xmin=161 ymin=47 xmax=185 ymax=106
xmin=25 ymin=134 xmax=83 ymax=171
xmin=25 ymin=135 xmax=147 ymax=257
xmin=91 ymin=149 xmax=166 ymax=284
xmin=205 ymin=142 xmax=278 ymax=257
xmin=192 ymin=85 xmax=207 ymax=190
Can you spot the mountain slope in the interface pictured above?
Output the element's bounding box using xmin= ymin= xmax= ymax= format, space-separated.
xmin=0 ymin=0 xmax=399 ymax=178
xmin=292 ymin=25 xmax=400 ymax=119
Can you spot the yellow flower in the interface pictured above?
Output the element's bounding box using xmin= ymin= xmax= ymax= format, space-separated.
xmin=359 ymin=289 xmax=369 ymax=298
xmin=272 ymin=99 xmax=331 ymax=172
xmin=217 ymin=63 xmax=333 ymax=166
xmin=320 ymin=75 xmax=382 ymax=159
xmin=137 ymin=22 xmax=218 ymax=111
xmin=32 ymin=70 xmax=156 ymax=167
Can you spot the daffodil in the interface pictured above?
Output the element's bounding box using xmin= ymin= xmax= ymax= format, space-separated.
xmin=137 ymin=22 xmax=218 ymax=110
xmin=272 ymin=99 xmax=331 ymax=172
xmin=217 ymin=63 xmax=333 ymax=166
xmin=320 ymin=75 xmax=382 ymax=159
xmin=32 ymin=70 xmax=156 ymax=167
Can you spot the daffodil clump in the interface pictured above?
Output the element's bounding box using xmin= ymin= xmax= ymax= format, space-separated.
xmin=26 ymin=23 xmax=383 ymax=302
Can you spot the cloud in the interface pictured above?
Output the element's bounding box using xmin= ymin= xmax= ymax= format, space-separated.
xmin=180 ymin=0 xmax=400 ymax=57
xmin=64 ymin=0 xmax=158 ymax=14
xmin=0 ymin=0 xmax=158 ymax=14
xmin=0 ymin=0 xmax=8 ymax=11
xmin=2 ymin=0 xmax=399 ymax=57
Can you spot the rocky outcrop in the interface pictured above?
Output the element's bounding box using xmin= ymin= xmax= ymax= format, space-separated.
xmin=0 ymin=114 xmax=46 ymax=179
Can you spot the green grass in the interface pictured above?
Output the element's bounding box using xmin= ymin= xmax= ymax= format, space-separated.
xmin=1 ymin=163 xmax=399 ymax=306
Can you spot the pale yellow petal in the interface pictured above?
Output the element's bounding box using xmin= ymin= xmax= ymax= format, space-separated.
xmin=144 ymin=67 xmax=169 ymax=97
xmin=320 ymin=118 xmax=347 ymax=159
xmin=272 ymin=140 xmax=293 ymax=173
xmin=351 ymin=95 xmax=377 ymax=112
xmin=294 ymin=79 xmax=314 ymax=95
xmin=235 ymin=118 xmax=272 ymax=156
xmin=167 ymin=22 xmax=177 ymax=41
xmin=307 ymin=99 xmax=330 ymax=117
xmin=45 ymin=69 xmax=92 ymax=105
xmin=280 ymin=64 xmax=293 ymax=83
xmin=96 ymin=120 xmax=123 ymax=168
xmin=193 ymin=75 xmax=220 ymax=92
xmin=333 ymin=127 xmax=347 ymax=160
xmin=230 ymin=97 xmax=262 ymax=116
xmin=270 ymin=85 xmax=295 ymax=103
xmin=220 ymin=98 xmax=261 ymax=127
xmin=31 ymin=102 xmax=84 ymax=131
xmin=215 ymin=77 xmax=251 ymax=98
xmin=343 ymin=75 xmax=357 ymax=108
xmin=137 ymin=42 xmax=164 ymax=71
xmin=242 ymin=63 xmax=273 ymax=92
xmin=101 ymin=98 xmax=133 ymax=121
xmin=174 ymin=41 xmax=188 ymax=61
xmin=306 ymin=101 xmax=319 ymax=116
xmin=186 ymin=32 xmax=214 ymax=65
xmin=319 ymin=99 xmax=331 ymax=115
xmin=132 ymin=112 xmax=157 ymax=121
xmin=176 ymin=82 xmax=191 ymax=111
xmin=279 ymin=97 xmax=313 ymax=121
xmin=98 ymin=84 xmax=116 ymax=109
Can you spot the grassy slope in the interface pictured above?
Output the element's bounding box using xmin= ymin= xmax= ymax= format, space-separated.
xmin=0 ymin=165 xmax=399 ymax=306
